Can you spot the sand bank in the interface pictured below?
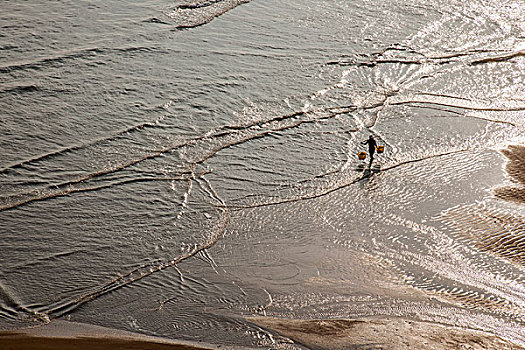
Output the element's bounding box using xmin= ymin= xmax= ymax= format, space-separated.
xmin=0 ymin=320 xmax=212 ymax=350
xmin=495 ymin=145 xmax=525 ymax=204
xmin=250 ymin=316 xmax=524 ymax=350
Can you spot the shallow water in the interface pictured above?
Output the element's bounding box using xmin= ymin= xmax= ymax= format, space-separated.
xmin=1 ymin=0 xmax=525 ymax=347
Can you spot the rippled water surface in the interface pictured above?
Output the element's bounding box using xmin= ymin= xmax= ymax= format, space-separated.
xmin=1 ymin=0 xmax=525 ymax=347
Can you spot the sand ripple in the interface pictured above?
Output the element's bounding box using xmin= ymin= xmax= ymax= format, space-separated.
xmin=495 ymin=145 xmax=525 ymax=204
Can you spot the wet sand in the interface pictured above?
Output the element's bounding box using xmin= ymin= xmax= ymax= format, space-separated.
xmin=6 ymin=317 xmax=522 ymax=350
xmin=0 ymin=321 xmax=212 ymax=350
xmin=250 ymin=316 xmax=524 ymax=350
xmin=495 ymin=145 xmax=525 ymax=204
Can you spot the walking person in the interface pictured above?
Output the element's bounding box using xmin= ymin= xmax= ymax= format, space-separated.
xmin=362 ymin=135 xmax=377 ymax=165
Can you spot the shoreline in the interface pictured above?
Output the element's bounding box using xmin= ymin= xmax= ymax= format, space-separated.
xmin=249 ymin=316 xmax=525 ymax=350
xmin=495 ymin=144 xmax=525 ymax=204
xmin=0 ymin=320 xmax=214 ymax=350
xmin=1 ymin=313 xmax=524 ymax=350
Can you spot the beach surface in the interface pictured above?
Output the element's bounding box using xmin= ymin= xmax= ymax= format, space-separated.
xmin=251 ymin=316 xmax=525 ymax=350
xmin=0 ymin=321 xmax=212 ymax=350
xmin=4 ymin=317 xmax=524 ymax=350
xmin=495 ymin=145 xmax=525 ymax=205
xmin=1 ymin=0 xmax=525 ymax=348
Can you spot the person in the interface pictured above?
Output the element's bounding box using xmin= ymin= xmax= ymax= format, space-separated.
xmin=362 ymin=135 xmax=377 ymax=164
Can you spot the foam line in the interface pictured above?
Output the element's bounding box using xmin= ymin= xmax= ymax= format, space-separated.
xmin=471 ymin=50 xmax=525 ymax=65
xmin=0 ymin=47 xmax=102 ymax=73
xmin=390 ymin=99 xmax=525 ymax=112
xmin=0 ymin=116 xmax=167 ymax=175
xmin=0 ymin=175 xmax=192 ymax=212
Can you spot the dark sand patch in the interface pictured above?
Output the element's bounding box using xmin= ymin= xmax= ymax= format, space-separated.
xmin=437 ymin=145 xmax=525 ymax=273
xmin=0 ymin=321 xmax=212 ymax=350
xmin=495 ymin=145 xmax=525 ymax=204
xmin=249 ymin=317 xmax=524 ymax=350
xmin=443 ymin=204 xmax=525 ymax=268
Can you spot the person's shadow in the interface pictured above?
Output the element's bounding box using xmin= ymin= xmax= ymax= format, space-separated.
xmin=356 ymin=161 xmax=381 ymax=181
